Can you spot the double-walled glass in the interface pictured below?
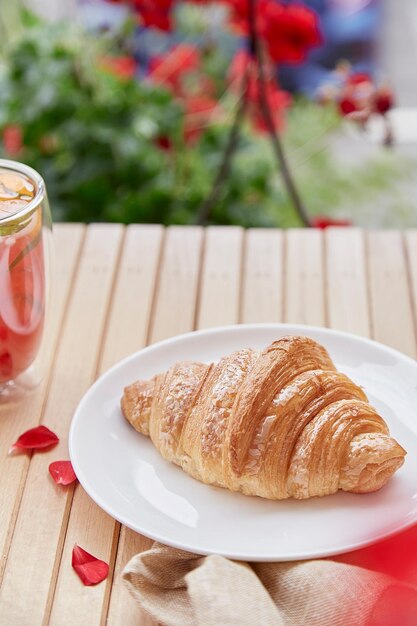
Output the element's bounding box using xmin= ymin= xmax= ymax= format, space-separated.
xmin=0 ymin=159 xmax=52 ymax=400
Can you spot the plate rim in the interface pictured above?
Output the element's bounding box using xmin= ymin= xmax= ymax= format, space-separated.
xmin=69 ymin=323 xmax=417 ymax=561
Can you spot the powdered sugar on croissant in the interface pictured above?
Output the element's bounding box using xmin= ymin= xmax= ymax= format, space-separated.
xmin=121 ymin=336 xmax=406 ymax=500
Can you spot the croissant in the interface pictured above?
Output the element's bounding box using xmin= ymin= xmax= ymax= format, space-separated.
xmin=121 ymin=335 xmax=406 ymax=500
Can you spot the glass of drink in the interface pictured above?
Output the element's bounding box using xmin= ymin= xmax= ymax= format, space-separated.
xmin=0 ymin=159 xmax=52 ymax=400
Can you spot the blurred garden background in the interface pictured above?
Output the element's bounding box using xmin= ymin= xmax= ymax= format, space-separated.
xmin=1 ymin=0 xmax=417 ymax=228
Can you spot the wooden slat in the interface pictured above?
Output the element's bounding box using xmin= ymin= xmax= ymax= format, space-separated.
xmin=48 ymin=225 xmax=164 ymax=626
xmin=197 ymin=228 xmax=243 ymax=330
xmin=99 ymin=225 xmax=164 ymax=372
xmin=107 ymin=534 xmax=155 ymax=626
xmin=241 ymin=229 xmax=283 ymax=323
xmin=0 ymin=225 xmax=124 ymax=626
xmin=0 ymin=224 xmax=85 ymax=583
xmin=197 ymin=226 xmax=243 ymax=329
xmin=104 ymin=226 xmax=204 ymax=626
xmin=325 ymin=228 xmax=370 ymax=336
xmin=149 ymin=226 xmax=203 ymax=343
xmin=284 ymin=229 xmax=325 ymax=326
xmin=367 ymin=230 xmax=417 ymax=357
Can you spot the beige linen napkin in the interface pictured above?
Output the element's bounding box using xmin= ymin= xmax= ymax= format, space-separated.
xmin=122 ymin=542 xmax=417 ymax=626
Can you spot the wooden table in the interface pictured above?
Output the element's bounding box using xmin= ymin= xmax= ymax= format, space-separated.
xmin=1 ymin=224 xmax=417 ymax=625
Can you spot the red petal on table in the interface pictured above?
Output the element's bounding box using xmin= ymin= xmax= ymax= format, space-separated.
xmin=72 ymin=545 xmax=109 ymax=586
xmin=9 ymin=425 xmax=59 ymax=454
xmin=49 ymin=460 xmax=77 ymax=485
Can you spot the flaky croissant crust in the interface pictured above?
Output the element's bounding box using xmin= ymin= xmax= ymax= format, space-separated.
xmin=121 ymin=336 xmax=406 ymax=500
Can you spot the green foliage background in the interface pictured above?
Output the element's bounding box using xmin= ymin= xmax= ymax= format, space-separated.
xmin=0 ymin=13 xmax=408 ymax=226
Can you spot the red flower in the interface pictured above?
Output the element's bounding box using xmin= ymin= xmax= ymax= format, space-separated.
xmin=337 ymin=72 xmax=374 ymax=121
xmin=374 ymin=85 xmax=394 ymax=115
xmin=2 ymin=124 xmax=23 ymax=156
xmin=320 ymin=68 xmax=394 ymax=128
xmin=339 ymin=96 xmax=359 ymax=116
xmin=148 ymin=44 xmax=218 ymax=144
xmin=263 ymin=3 xmax=322 ymax=64
xmin=228 ymin=50 xmax=291 ymax=133
xmin=72 ymin=545 xmax=109 ymax=586
xmin=106 ymin=0 xmax=174 ymax=30
xmin=312 ymin=216 xmax=352 ymax=229
xmin=149 ymin=44 xmax=200 ymax=94
xmin=133 ymin=0 xmax=174 ymax=31
xmin=9 ymin=425 xmax=59 ymax=454
xmin=224 ymin=0 xmax=270 ymax=35
xmin=99 ymin=56 xmax=137 ymax=79
xmin=224 ymin=1 xmax=322 ymax=64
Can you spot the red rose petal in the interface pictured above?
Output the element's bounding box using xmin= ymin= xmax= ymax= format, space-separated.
xmin=72 ymin=545 xmax=109 ymax=586
xmin=312 ymin=216 xmax=352 ymax=229
xmin=9 ymin=425 xmax=59 ymax=454
xmin=49 ymin=460 xmax=77 ymax=486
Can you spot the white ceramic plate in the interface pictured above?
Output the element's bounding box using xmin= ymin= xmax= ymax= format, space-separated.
xmin=69 ymin=324 xmax=417 ymax=561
